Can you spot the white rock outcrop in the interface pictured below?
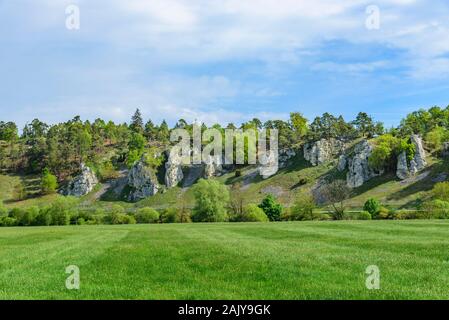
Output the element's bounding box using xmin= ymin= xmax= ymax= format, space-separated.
xmin=66 ymin=163 xmax=98 ymax=197
xmin=346 ymin=140 xmax=382 ymax=188
xmin=203 ymin=155 xmax=223 ymax=179
xmin=128 ymin=157 xmax=159 ymax=201
xmin=409 ymin=135 xmax=427 ymax=175
xmin=304 ymin=138 xmax=345 ymax=166
xmin=164 ymin=150 xmax=184 ymax=188
xmin=396 ymin=151 xmax=410 ymax=180
xmin=258 ymin=150 xmax=279 ymax=179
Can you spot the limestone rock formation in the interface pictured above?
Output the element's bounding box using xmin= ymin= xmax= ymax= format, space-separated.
xmin=128 ymin=158 xmax=159 ymax=201
xmin=258 ymin=150 xmax=278 ymax=179
xmin=164 ymin=150 xmax=184 ymax=188
xmin=409 ymin=135 xmax=427 ymax=175
xmin=304 ymin=138 xmax=345 ymax=166
xmin=396 ymin=151 xmax=409 ymax=180
xmin=346 ymin=140 xmax=381 ymax=188
xmin=203 ymin=155 xmax=223 ymax=179
xmin=65 ymin=163 xmax=98 ymax=197
xmin=278 ymin=149 xmax=296 ymax=168
xmin=337 ymin=155 xmax=347 ymax=172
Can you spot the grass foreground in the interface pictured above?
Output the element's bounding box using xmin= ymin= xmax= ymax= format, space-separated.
xmin=1 ymin=221 xmax=449 ymax=300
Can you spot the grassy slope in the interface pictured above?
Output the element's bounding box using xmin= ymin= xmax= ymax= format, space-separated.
xmin=1 ymin=221 xmax=449 ymax=299
xmin=1 ymin=153 xmax=448 ymax=210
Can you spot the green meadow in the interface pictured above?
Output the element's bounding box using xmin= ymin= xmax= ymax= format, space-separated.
xmin=1 ymin=220 xmax=449 ymax=300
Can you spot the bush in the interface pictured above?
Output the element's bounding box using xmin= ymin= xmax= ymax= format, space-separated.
xmin=421 ymin=200 xmax=449 ymax=219
xmin=97 ymin=161 xmax=120 ymax=181
xmin=35 ymin=209 xmax=52 ymax=226
xmin=357 ymin=211 xmax=372 ymax=220
xmin=104 ymin=205 xmax=126 ymax=224
xmin=377 ymin=206 xmax=390 ymax=219
xmin=160 ymin=208 xmax=178 ymax=223
xmin=259 ymin=194 xmax=283 ymax=221
xmin=41 ymin=168 xmax=58 ymax=195
xmin=135 ymin=207 xmax=160 ymax=224
xmin=13 ymin=183 xmax=27 ymax=201
xmin=363 ymin=198 xmax=381 ymax=216
xmin=0 ymin=216 xmax=17 ymax=227
xmin=192 ymin=179 xmax=230 ymax=222
xmin=289 ymin=192 xmax=317 ymax=221
xmin=431 ymin=182 xmax=449 ymax=202
xmin=0 ymin=202 xmax=7 ymax=216
xmin=241 ymin=204 xmax=269 ymax=222
xmin=47 ymin=197 xmax=77 ymax=226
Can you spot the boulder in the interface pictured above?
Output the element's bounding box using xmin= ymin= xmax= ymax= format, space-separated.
xmin=65 ymin=163 xmax=98 ymax=197
xmin=346 ymin=140 xmax=382 ymax=188
xmin=409 ymin=135 xmax=427 ymax=175
xmin=337 ymin=155 xmax=347 ymax=172
xmin=396 ymin=151 xmax=409 ymax=180
xmin=164 ymin=150 xmax=184 ymax=188
xmin=128 ymin=157 xmax=159 ymax=201
xmin=304 ymin=138 xmax=345 ymax=166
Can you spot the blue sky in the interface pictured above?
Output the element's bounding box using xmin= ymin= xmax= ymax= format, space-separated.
xmin=1 ymin=0 xmax=449 ymax=129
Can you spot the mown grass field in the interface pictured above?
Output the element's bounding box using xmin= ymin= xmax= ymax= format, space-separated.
xmin=1 ymin=221 xmax=449 ymax=300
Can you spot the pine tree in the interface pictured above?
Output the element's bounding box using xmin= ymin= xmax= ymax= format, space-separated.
xmin=130 ymin=109 xmax=144 ymax=134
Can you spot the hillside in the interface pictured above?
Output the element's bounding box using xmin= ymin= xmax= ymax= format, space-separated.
xmin=2 ymin=148 xmax=447 ymax=212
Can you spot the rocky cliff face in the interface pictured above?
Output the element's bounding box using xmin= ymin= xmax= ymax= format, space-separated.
xmin=396 ymin=135 xmax=427 ymax=180
xmin=409 ymin=135 xmax=427 ymax=175
xmin=304 ymin=138 xmax=345 ymax=166
xmin=346 ymin=140 xmax=382 ymax=188
xmin=164 ymin=150 xmax=184 ymax=188
xmin=128 ymin=157 xmax=159 ymax=201
xmin=65 ymin=163 xmax=98 ymax=197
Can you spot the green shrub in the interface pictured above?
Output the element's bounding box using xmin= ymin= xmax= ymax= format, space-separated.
xmin=421 ymin=200 xmax=449 ymax=219
xmin=289 ymin=192 xmax=317 ymax=221
xmin=192 ymin=179 xmax=230 ymax=222
xmin=431 ymin=182 xmax=449 ymax=202
xmin=160 ymin=208 xmax=178 ymax=223
xmin=363 ymin=198 xmax=381 ymax=216
xmin=357 ymin=211 xmax=372 ymax=220
xmin=0 ymin=203 xmax=7 ymax=216
xmin=135 ymin=207 xmax=160 ymax=224
xmin=35 ymin=208 xmax=52 ymax=226
xmin=47 ymin=198 xmax=77 ymax=225
xmin=0 ymin=216 xmax=17 ymax=227
xmin=259 ymin=194 xmax=283 ymax=221
xmin=241 ymin=204 xmax=269 ymax=222
xmin=41 ymin=168 xmax=58 ymax=194
xmin=377 ymin=206 xmax=390 ymax=219
xmin=9 ymin=207 xmax=39 ymax=226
